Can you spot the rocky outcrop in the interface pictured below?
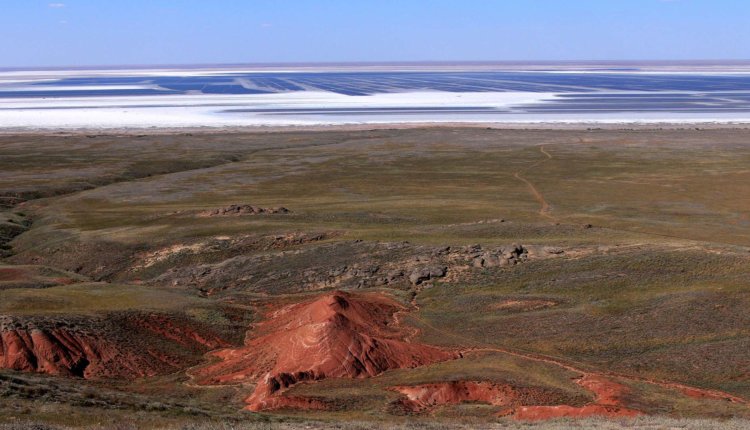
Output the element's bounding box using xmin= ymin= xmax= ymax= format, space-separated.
xmin=471 ymin=244 xmax=529 ymax=268
xmin=134 ymin=232 xmax=331 ymax=272
xmin=190 ymin=291 xmax=458 ymax=411
xmin=152 ymin=241 xmax=563 ymax=296
xmin=407 ymin=265 xmax=447 ymax=285
xmin=202 ymin=204 xmax=290 ymax=217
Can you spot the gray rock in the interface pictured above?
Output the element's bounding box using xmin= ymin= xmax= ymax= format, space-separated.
xmin=408 ymin=266 xmax=447 ymax=285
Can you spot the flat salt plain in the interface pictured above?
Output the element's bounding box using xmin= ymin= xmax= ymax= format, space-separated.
xmin=3 ymin=62 xmax=750 ymax=128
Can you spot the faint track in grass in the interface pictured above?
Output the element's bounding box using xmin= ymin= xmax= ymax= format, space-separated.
xmin=513 ymin=145 xmax=555 ymax=221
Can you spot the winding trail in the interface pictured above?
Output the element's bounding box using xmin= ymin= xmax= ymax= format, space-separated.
xmin=513 ymin=145 xmax=555 ymax=221
xmin=391 ymin=290 xmax=422 ymax=344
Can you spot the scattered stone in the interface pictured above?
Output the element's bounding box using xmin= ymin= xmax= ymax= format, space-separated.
xmin=150 ymin=240 xmax=565 ymax=294
xmin=408 ymin=265 xmax=447 ymax=285
xmin=472 ymin=244 xmax=529 ymax=268
xmin=203 ymin=204 xmax=290 ymax=216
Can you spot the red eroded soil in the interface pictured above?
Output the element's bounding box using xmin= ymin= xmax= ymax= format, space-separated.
xmin=189 ymin=291 xmax=458 ymax=411
xmin=126 ymin=313 xmax=227 ymax=349
xmin=0 ymin=268 xmax=25 ymax=282
xmin=0 ymin=315 xmax=227 ymax=379
xmin=392 ymin=381 xmax=565 ymax=413
xmin=50 ymin=277 xmax=79 ymax=285
xmin=512 ymin=375 xmax=641 ymax=420
xmin=0 ymin=328 xmax=156 ymax=378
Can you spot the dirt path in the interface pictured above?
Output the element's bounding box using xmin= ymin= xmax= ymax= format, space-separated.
xmin=513 ymin=145 xmax=555 ymax=221
xmin=509 ymin=147 xmax=739 ymax=247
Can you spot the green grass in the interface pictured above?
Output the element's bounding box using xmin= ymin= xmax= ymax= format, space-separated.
xmin=0 ymin=283 xmax=196 ymax=315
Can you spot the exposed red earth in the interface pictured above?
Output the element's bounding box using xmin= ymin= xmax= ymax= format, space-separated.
xmin=193 ymin=287 xmax=749 ymax=416
xmin=189 ymin=291 xmax=458 ymax=411
xmin=128 ymin=314 xmax=228 ymax=350
xmin=3 ymin=285 xmax=747 ymax=420
xmin=0 ymin=328 xmax=160 ymax=379
xmin=0 ymin=314 xmax=227 ymax=379
xmin=0 ymin=268 xmax=24 ymax=281
xmin=3 ymin=287 xmax=748 ymax=419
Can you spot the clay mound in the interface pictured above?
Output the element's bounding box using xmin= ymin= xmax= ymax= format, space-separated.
xmin=0 ymin=313 xmax=227 ymax=379
xmin=190 ymin=291 xmax=457 ymax=411
xmin=393 ymin=381 xmax=565 ymax=413
xmin=0 ymin=327 xmax=149 ymax=378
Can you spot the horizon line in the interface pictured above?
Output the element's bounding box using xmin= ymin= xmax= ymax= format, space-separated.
xmin=3 ymin=59 xmax=750 ymax=72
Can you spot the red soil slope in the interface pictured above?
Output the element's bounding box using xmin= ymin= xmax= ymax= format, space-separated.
xmin=0 ymin=315 xmax=226 ymax=379
xmin=190 ymin=291 xmax=457 ymax=411
xmin=0 ymin=268 xmax=25 ymax=282
xmin=0 ymin=328 xmax=149 ymax=378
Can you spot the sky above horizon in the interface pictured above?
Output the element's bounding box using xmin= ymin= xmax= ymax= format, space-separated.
xmin=1 ymin=0 xmax=749 ymax=68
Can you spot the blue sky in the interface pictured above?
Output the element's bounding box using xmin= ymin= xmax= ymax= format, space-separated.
xmin=1 ymin=0 xmax=749 ymax=68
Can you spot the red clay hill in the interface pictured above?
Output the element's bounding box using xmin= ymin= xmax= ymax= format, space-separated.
xmin=0 ymin=313 xmax=227 ymax=379
xmin=190 ymin=291 xmax=458 ymax=411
